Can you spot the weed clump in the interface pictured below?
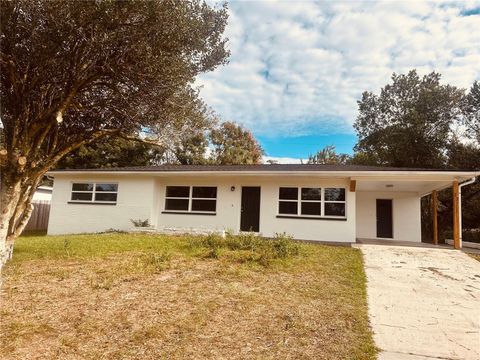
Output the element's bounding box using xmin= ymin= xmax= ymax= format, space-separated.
xmin=190 ymin=232 xmax=300 ymax=266
xmin=134 ymin=252 xmax=172 ymax=273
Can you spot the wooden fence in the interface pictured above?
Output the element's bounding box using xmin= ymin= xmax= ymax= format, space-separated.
xmin=24 ymin=200 xmax=51 ymax=232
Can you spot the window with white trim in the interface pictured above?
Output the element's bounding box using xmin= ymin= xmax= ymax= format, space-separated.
xmin=164 ymin=186 xmax=217 ymax=213
xmin=324 ymin=188 xmax=346 ymax=216
xmin=70 ymin=183 xmax=118 ymax=203
xmin=278 ymin=187 xmax=346 ymax=218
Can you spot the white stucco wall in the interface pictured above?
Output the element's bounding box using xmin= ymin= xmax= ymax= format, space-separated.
xmin=155 ymin=175 xmax=356 ymax=242
xmin=47 ymin=174 xmax=155 ymax=235
xmin=48 ymin=174 xmax=356 ymax=242
xmin=356 ymin=191 xmax=421 ymax=242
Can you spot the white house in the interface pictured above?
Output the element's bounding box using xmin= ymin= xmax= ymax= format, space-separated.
xmin=47 ymin=164 xmax=479 ymax=247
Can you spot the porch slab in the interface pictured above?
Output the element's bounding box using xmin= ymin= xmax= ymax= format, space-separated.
xmin=359 ymin=244 xmax=480 ymax=360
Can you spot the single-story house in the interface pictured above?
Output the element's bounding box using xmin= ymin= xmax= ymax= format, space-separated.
xmin=46 ymin=164 xmax=479 ymax=248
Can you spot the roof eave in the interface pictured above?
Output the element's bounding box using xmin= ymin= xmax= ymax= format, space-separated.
xmin=46 ymin=170 xmax=480 ymax=178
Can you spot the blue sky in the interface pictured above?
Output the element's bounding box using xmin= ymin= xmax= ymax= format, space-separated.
xmin=197 ymin=1 xmax=480 ymax=162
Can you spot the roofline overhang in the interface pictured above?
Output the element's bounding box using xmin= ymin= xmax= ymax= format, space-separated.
xmin=47 ymin=170 xmax=480 ymax=179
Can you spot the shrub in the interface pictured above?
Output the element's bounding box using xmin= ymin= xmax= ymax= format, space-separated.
xmin=198 ymin=233 xmax=225 ymax=259
xmin=225 ymin=232 xmax=260 ymax=251
xmin=270 ymin=232 xmax=300 ymax=258
xmin=131 ymin=219 xmax=151 ymax=227
xmin=463 ymin=229 xmax=480 ymax=243
xmin=444 ymin=229 xmax=480 ymax=243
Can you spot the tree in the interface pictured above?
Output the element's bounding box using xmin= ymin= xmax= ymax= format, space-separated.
xmin=209 ymin=121 xmax=264 ymax=165
xmin=353 ymin=70 xmax=479 ymax=242
xmin=57 ymin=137 xmax=165 ymax=169
xmin=58 ymin=107 xmax=217 ymax=168
xmin=443 ymin=139 xmax=480 ymax=230
xmin=56 ymin=119 xmax=266 ymax=168
xmin=0 ymin=0 xmax=229 ymax=264
xmin=172 ymin=132 xmax=210 ymax=165
xmin=307 ymin=145 xmax=350 ymax=165
xmin=354 ymin=70 xmax=464 ymax=168
xmin=463 ymin=80 xmax=480 ymax=144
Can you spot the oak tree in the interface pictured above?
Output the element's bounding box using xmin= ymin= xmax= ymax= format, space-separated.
xmin=354 ymin=70 xmax=464 ymax=168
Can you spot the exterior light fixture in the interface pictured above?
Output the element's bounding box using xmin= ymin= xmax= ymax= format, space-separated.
xmin=230 ymin=186 xmax=235 ymax=191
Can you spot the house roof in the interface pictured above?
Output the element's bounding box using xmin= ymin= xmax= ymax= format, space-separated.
xmin=49 ymin=164 xmax=478 ymax=173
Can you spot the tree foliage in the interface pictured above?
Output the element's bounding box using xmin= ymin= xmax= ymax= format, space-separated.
xmin=463 ymin=81 xmax=480 ymax=144
xmin=209 ymin=121 xmax=264 ymax=165
xmin=354 ymin=70 xmax=464 ymax=168
xmin=352 ymin=70 xmax=479 ymax=237
xmin=307 ymin=145 xmax=349 ymax=165
xmin=442 ymin=140 xmax=480 ymax=231
xmin=58 ymin=137 xmax=165 ymax=169
xmin=0 ymin=0 xmax=229 ymax=263
xmin=57 ymin=119 xmax=265 ymax=168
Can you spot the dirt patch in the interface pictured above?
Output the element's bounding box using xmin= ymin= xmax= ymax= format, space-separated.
xmin=419 ymin=266 xmax=459 ymax=281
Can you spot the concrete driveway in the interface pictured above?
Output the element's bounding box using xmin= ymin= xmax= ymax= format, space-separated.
xmin=359 ymin=244 xmax=480 ymax=360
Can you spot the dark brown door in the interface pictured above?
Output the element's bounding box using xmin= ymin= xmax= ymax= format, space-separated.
xmin=376 ymin=199 xmax=393 ymax=238
xmin=240 ymin=187 xmax=261 ymax=232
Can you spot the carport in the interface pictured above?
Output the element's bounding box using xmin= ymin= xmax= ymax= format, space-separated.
xmin=353 ymin=171 xmax=479 ymax=248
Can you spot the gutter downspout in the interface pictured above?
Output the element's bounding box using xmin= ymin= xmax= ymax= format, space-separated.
xmin=458 ymin=177 xmax=477 ymax=248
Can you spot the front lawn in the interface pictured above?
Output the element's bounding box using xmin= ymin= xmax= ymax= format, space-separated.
xmin=1 ymin=232 xmax=377 ymax=359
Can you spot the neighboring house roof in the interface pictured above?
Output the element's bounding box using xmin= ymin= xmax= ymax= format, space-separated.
xmin=48 ymin=164 xmax=480 ymax=173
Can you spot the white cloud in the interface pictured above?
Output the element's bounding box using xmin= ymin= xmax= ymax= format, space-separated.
xmin=262 ymin=155 xmax=305 ymax=164
xmin=197 ymin=0 xmax=480 ymax=137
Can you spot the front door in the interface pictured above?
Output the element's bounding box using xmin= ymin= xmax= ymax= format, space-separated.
xmin=240 ymin=187 xmax=261 ymax=232
xmin=376 ymin=199 xmax=393 ymax=238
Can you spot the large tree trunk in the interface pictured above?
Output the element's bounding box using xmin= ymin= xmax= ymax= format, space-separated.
xmin=0 ymin=172 xmax=43 ymax=271
xmin=0 ymin=177 xmax=22 ymax=269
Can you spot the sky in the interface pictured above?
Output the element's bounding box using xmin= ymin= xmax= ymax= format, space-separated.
xmin=196 ymin=0 xmax=480 ymax=163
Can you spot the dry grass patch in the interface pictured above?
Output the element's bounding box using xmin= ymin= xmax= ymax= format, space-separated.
xmin=1 ymin=233 xmax=377 ymax=359
xmin=468 ymin=253 xmax=480 ymax=262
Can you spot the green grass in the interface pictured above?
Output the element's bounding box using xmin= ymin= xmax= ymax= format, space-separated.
xmin=1 ymin=232 xmax=377 ymax=359
xmin=14 ymin=232 xmax=193 ymax=261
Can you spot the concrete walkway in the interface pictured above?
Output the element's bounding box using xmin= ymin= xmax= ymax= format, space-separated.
xmin=359 ymin=244 xmax=480 ymax=360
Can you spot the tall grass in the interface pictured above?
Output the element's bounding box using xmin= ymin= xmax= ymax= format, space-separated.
xmin=14 ymin=231 xmax=299 ymax=267
xmin=189 ymin=232 xmax=300 ymax=266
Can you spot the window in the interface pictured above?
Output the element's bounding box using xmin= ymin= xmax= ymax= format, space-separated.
xmin=278 ymin=187 xmax=346 ymax=218
xmin=324 ymin=188 xmax=346 ymax=216
xmin=301 ymin=188 xmax=321 ymax=215
xmin=164 ymin=186 xmax=217 ymax=213
xmin=70 ymin=183 xmax=118 ymax=204
xmin=279 ymin=187 xmax=298 ymax=215
xmin=165 ymin=186 xmax=189 ymax=211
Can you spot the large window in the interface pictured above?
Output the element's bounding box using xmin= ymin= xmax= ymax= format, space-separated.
xmin=70 ymin=183 xmax=118 ymax=204
xmin=278 ymin=187 xmax=346 ymax=218
xmin=164 ymin=186 xmax=217 ymax=213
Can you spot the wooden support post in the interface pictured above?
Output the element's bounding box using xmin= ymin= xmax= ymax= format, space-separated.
xmin=349 ymin=180 xmax=356 ymax=192
xmin=453 ymin=180 xmax=460 ymax=249
xmin=432 ymin=190 xmax=438 ymax=245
